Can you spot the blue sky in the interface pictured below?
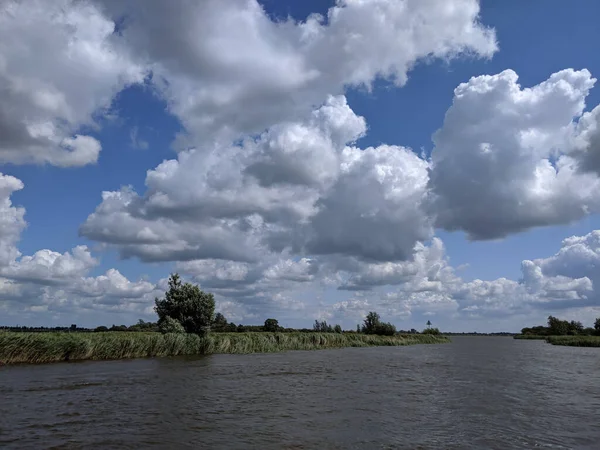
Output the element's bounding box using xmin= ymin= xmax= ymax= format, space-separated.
xmin=2 ymin=0 xmax=600 ymax=331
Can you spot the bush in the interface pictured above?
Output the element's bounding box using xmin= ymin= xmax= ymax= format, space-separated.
xmin=375 ymin=322 xmax=396 ymax=336
xmin=422 ymin=327 xmax=441 ymax=335
xmin=361 ymin=312 xmax=396 ymax=336
xmin=154 ymin=273 xmax=215 ymax=335
xmin=158 ymin=317 xmax=186 ymax=334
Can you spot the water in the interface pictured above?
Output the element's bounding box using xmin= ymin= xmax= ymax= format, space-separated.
xmin=1 ymin=337 xmax=599 ymax=449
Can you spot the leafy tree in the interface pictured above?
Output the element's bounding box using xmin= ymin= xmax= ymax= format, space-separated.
xmin=313 ymin=320 xmax=334 ymax=332
xmin=158 ymin=316 xmax=186 ymax=334
xmin=154 ymin=273 xmax=215 ymax=335
xmin=94 ymin=326 xmax=108 ymax=332
xmin=547 ymin=316 xmax=569 ymax=336
xmin=595 ymin=318 xmax=600 ymax=335
xmin=426 ymin=320 xmax=432 ymax=329
xmin=264 ymin=318 xmax=279 ymax=332
xmin=568 ymin=320 xmax=584 ymax=335
xmin=213 ymin=313 xmax=228 ymax=331
xmin=356 ymin=324 xmax=361 ymax=333
xmin=376 ymin=322 xmax=397 ymax=336
xmin=362 ymin=312 xmax=396 ymax=336
xmin=362 ymin=312 xmax=381 ymax=334
xmin=333 ymin=324 xmax=342 ymax=333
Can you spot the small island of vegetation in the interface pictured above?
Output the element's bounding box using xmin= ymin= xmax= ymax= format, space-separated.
xmin=515 ymin=315 xmax=600 ymax=347
xmin=0 ymin=274 xmax=448 ymax=365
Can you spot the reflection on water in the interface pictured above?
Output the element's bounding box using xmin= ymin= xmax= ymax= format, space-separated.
xmin=1 ymin=337 xmax=599 ymax=449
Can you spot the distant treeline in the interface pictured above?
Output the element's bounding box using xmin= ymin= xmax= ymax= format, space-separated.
xmin=1 ymin=316 xmax=431 ymax=335
xmin=443 ymin=332 xmax=516 ymax=336
xmin=520 ymin=316 xmax=600 ymax=337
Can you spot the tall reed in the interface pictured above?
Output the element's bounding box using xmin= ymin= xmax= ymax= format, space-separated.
xmin=0 ymin=331 xmax=449 ymax=365
xmin=545 ymin=335 xmax=600 ymax=347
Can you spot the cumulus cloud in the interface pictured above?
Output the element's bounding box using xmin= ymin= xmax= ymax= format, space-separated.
xmin=95 ymin=0 xmax=496 ymax=145
xmin=429 ymin=68 xmax=600 ymax=240
xmin=0 ymin=173 xmax=161 ymax=320
xmin=0 ymin=0 xmax=145 ymax=166
xmin=81 ymin=96 xmax=431 ymax=264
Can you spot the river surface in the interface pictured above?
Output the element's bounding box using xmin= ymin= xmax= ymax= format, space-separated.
xmin=1 ymin=337 xmax=599 ymax=449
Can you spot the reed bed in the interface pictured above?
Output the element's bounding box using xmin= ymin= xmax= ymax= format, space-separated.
xmin=0 ymin=331 xmax=448 ymax=365
xmin=545 ymin=335 xmax=600 ymax=347
xmin=513 ymin=334 xmax=549 ymax=340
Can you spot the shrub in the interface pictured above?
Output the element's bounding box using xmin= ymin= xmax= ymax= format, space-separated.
xmin=422 ymin=327 xmax=441 ymax=335
xmin=158 ymin=317 xmax=186 ymax=334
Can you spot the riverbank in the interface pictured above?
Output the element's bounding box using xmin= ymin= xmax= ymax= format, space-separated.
xmin=514 ymin=334 xmax=600 ymax=346
xmin=513 ymin=335 xmax=548 ymax=340
xmin=0 ymin=331 xmax=449 ymax=365
xmin=545 ymin=336 xmax=600 ymax=347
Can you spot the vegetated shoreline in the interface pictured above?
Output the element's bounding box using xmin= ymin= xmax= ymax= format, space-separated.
xmin=514 ymin=334 xmax=600 ymax=347
xmin=0 ymin=331 xmax=449 ymax=365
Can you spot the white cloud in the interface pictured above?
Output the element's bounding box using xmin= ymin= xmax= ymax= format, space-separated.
xmin=0 ymin=0 xmax=145 ymax=166
xmin=0 ymin=174 xmax=26 ymax=266
xmin=96 ymin=0 xmax=496 ymax=145
xmin=429 ymin=68 xmax=600 ymax=239
xmin=0 ymin=174 xmax=161 ymax=321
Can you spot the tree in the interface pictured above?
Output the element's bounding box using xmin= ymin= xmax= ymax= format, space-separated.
xmin=213 ymin=313 xmax=228 ymax=331
xmin=158 ymin=316 xmax=186 ymax=334
xmin=426 ymin=320 xmax=432 ymax=329
xmin=568 ymin=320 xmax=584 ymax=335
xmin=94 ymin=326 xmax=108 ymax=332
xmin=376 ymin=322 xmax=396 ymax=336
xmin=595 ymin=318 xmax=600 ymax=335
xmin=547 ymin=316 xmax=569 ymax=336
xmin=333 ymin=324 xmax=342 ymax=333
xmin=356 ymin=324 xmax=361 ymax=333
xmin=362 ymin=312 xmax=381 ymax=334
xmin=264 ymin=318 xmax=279 ymax=332
xmin=362 ymin=312 xmax=396 ymax=336
xmin=154 ymin=273 xmax=215 ymax=335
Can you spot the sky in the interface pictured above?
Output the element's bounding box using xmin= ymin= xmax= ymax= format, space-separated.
xmin=2 ymin=0 xmax=600 ymax=332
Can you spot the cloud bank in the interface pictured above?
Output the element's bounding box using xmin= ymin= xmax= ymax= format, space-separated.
xmin=3 ymin=0 xmax=600 ymax=329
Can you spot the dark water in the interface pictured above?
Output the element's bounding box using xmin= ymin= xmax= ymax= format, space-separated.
xmin=1 ymin=337 xmax=599 ymax=449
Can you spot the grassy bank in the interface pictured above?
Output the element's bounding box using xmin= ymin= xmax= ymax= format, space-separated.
xmin=0 ymin=331 xmax=449 ymax=365
xmin=513 ymin=334 xmax=549 ymax=340
xmin=545 ymin=336 xmax=600 ymax=347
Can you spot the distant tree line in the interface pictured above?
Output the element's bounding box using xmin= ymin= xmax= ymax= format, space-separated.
xmin=521 ymin=316 xmax=600 ymax=337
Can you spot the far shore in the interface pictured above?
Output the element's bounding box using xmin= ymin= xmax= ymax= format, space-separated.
xmin=514 ymin=334 xmax=600 ymax=347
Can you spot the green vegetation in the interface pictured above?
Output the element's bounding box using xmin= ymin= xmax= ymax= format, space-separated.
xmin=516 ymin=315 xmax=600 ymax=338
xmin=361 ymin=311 xmax=396 ymax=336
xmin=422 ymin=327 xmax=441 ymax=335
xmin=0 ymin=331 xmax=449 ymax=365
xmin=513 ymin=334 xmax=548 ymax=340
xmin=545 ymin=336 xmax=600 ymax=347
xmin=155 ymin=273 xmax=215 ymax=335
xmin=515 ymin=315 xmax=600 ymax=346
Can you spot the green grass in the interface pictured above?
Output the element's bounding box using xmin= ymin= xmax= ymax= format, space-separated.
xmin=545 ymin=335 xmax=600 ymax=347
xmin=513 ymin=334 xmax=549 ymax=340
xmin=0 ymin=331 xmax=449 ymax=365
